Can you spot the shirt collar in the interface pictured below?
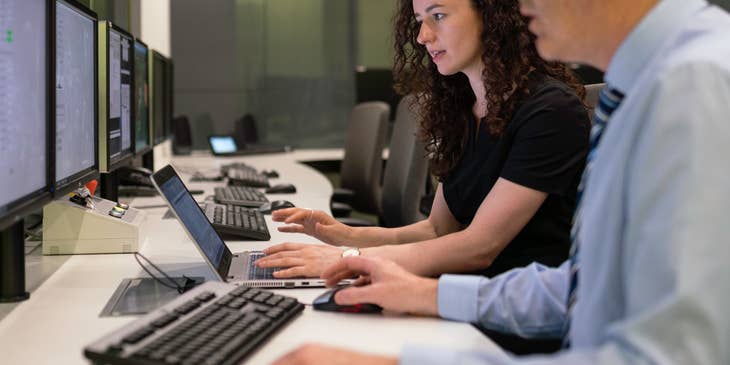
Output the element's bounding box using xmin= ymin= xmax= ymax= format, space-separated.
xmin=605 ymin=0 xmax=708 ymax=94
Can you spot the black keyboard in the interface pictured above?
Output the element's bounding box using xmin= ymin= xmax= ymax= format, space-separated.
xmin=202 ymin=203 xmax=271 ymax=241
xmin=214 ymin=186 xmax=268 ymax=207
xmin=84 ymin=281 xmax=304 ymax=365
xmin=226 ymin=167 xmax=270 ymax=188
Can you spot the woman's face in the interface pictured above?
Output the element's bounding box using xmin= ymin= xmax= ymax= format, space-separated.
xmin=413 ymin=0 xmax=484 ymax=77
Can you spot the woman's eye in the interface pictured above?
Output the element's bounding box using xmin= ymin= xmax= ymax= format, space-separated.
xmin=433 ymin=13 xmax=445 ymax=21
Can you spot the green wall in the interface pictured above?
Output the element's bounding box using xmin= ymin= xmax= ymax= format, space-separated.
xmin=356 ymin=0 xmax=395 ymax=68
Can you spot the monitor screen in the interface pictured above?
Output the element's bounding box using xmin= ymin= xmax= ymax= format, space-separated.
xmin=133 ymin=40 xmax=149 ymax=153
xmin=55 ymin=0 xmax=96 ymax=186
xmin=152 ymin=52 xmax=165 ymax=145
xmin=208 ymin=136 xmax=238 ymax=154
xmin=106 ymin=26 xmax=133 ymax=165
xmin=0 ymin=0 xmax=48 ymax=217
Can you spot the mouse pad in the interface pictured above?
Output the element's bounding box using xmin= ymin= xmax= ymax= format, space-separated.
xmin=99 ymin=277 xmax=205 ymax=317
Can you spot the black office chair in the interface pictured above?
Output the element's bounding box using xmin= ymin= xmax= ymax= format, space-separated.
xmin=585 ymin=83 xmax=605 ymax=124
xmin=339 ymin=95 xmax=430 ymax=227
xmin=234 ymin=113 xmax=260 ymax=146
xmin=331 ymin=102 xmax=390 ymax=220
xmin=172 ymin=115 xmax=193 ymax=155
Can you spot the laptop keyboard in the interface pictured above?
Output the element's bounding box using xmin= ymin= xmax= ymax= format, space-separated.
xmin=226 ymin=167 xmax=270 ymax=188
xmin=83 ymin=281 xmax=304 ymax=365
xmin=214 ymin=186 xmax=268 ymax=207
xmin=203 ymin=203 xmax=271 ymax=241
xmin=246 ymin=252 xmax=276 ymax=280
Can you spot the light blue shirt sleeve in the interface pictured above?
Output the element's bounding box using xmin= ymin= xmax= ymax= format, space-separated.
xmin=437 ymin=262 xmax=569 ymax=339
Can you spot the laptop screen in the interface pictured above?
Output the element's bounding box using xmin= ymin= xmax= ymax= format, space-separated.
xmin=209 ymin=136 xmax=238 ymax=154
xmin=155 ymin=166 xmax=231 ymax=278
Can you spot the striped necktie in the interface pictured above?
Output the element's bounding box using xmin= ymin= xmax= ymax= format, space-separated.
xmin=563 ymin=86 xmax=625 ymax=347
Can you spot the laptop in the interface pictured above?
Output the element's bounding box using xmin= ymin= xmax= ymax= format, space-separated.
xmin=208 ymin=135 xmax=291 ymax=156
xmin=151 ymin=164 xmax=325 ymax=288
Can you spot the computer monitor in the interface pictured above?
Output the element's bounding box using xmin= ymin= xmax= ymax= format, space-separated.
xmin=132 ymin=39 xmax=151 ymax=155
xmin=97 ymin=21 xmax=133 ymax=172
xmin=355 ymin=67 xmax=400 ymax=121
xmin=0 ymin=0 xmax=52 ymax=231
xmin=151 ymin=50 xmax=166 ymax=145
xmin=53 ymin=0 xmax=99 ymax=197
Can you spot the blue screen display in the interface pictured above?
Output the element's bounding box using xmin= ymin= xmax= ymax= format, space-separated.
xmin=209 ymin=136 xmax=238 ymax=153
xmin=158 ymin=174 xmax=225 ymax=267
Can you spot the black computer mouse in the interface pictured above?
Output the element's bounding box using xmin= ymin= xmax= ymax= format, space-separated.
xmin=265 ymin=183 xmax=296 ymax=194
xmin=312 ymin=285 xmax=383 ymax=314
xmin=258 ymin=200 xmax=295 ymax=214
xmin=262 ymin=169 xmax=280 ymax=178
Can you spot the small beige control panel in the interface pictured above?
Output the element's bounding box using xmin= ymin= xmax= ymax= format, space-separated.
xmin=42 ymin=196 xmax=147 ymax=255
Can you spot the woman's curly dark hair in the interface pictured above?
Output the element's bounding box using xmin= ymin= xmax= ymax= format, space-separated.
xmin=393 ymin=0 xmax=585 ymax=179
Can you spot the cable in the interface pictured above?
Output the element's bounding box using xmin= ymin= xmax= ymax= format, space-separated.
xmin=133 ymin=252 xmax=198 ymax=294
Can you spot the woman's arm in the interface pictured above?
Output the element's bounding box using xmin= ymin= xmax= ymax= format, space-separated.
xmin=363 ymin=178 xmax=547 ymax=276
xmin=271 ymin=184 xmax=461 ymax=247
xmin=349 ymin=184 xmax=462 ymax=247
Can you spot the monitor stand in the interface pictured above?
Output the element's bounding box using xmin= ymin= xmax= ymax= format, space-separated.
xmin=100 ymin=170 xmax=120 ymax=202
xmin=0 ymin=220 xmax=30 ymax=302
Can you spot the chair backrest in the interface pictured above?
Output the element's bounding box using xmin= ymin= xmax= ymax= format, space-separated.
xmin=380 ymin=95 xmax=429 ymax=227
xmin=234 ymin=114 xmax=260 ymax=145
xmin=340 ymin=101 xmax=390 ymax=214
xmin=172 ymin=115 xmax=192 ymax=155
xmin=584 ymin=83 xmax=605 ymax=124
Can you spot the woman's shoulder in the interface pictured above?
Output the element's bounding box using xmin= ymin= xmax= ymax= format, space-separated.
xmin=511 ymin=75 xmax=589 ymax=130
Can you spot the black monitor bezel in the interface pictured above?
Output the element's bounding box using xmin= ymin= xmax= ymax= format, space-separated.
xmin=165 ymin=59 xmax=174 ymax=139
xmin=0 ymin=0 xmax=55 ymax=231
xmin=52 ymin=0 xmax=100 ymax=198
xmin=100 ymin=21 xmax=135 ymax=172
xmin=151 ymin=50 xmax=168 ymax=146
xmin=131 ymin=39 xmax=152 ymax=156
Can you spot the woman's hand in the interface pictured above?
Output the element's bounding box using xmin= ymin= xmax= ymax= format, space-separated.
xmin=272 ymin=344 xmax=397 ymax=365
xmin=272 ymin=208 xmax=353 ymax=246
xmin=322 ymin=256 xmax=439 ymax=316
xmin=256 ymin=243 xmax=344 ymax=278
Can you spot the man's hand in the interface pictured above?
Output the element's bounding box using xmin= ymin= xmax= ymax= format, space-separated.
xmin=272 ymin=344 xmax=398 ymax=365
xmin=256 ymin=243 xmax=344 ymax=278
xmin=272 ymin=208 xmax=353 ymax=246
xmin=322 ymin=256 xmax=440 ymax=316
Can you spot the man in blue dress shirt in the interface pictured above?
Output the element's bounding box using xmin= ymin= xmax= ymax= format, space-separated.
xmin=273 ymin=0 xmax=730 ymax=364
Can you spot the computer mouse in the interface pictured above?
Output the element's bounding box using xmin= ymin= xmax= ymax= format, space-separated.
xmin=265 ymin=183 xmax=296 ymax=194
xmin=258 ymin=200 xmax=295 ymax=214
xmin=312 ymin=285 xmax=383 ymax=314
xmin=262 ymin=169 xmax=279 ymax=178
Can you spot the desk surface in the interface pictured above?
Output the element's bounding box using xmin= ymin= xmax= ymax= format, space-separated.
xmin=0 ymin=150 xmax=497 ymax=364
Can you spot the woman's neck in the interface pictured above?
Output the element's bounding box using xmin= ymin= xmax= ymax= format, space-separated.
xmin=467 ymin=71 xmax=487 ymax=119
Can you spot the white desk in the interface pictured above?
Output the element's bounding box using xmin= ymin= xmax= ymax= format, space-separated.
xmin=0 ymin=150 xmax=498 ymax=364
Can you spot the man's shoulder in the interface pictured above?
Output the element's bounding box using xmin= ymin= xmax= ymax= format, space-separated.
xmin=662 ymin=6 xmax=730 ymax=74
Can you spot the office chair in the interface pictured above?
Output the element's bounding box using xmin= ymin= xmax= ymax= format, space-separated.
xmin=585 ymin=83 xmax=605 ymax=124
xmin=331 ymin=102 xmax=390 ymax=219
xmin=234 ymin=113 xmax=260 ymax=146
xmin=378 ymin=95 xmax=429 ymax=227
xmin=172 ymin=115 xmax=193 ymax=155
xmin=339 ymin=95 xmax=429 ymax=227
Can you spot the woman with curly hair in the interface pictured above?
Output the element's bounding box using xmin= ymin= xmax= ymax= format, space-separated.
xmin=257 ymin=0 xmax=589 ymax=279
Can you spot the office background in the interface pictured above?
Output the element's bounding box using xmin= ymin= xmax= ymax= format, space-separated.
xmin=77 ymin=0 xmax=730 ymax=150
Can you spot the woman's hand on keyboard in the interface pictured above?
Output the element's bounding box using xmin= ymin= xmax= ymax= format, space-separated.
xmin=257 ymin=243 xmax=344 ymax=278
xmin=321 ymin=256 xmax=439 ymax=316
xmin=272 ymin=208 xmax=352 ymax=246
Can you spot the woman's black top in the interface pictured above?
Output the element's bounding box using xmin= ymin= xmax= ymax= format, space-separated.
xmin=442 ymin=76 xmax=590 ymax=278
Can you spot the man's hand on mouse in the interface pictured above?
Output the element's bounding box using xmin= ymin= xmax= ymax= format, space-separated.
xmin=321 ymin=256 xmax=439 ymax=316
xmin=272 ymin=343 xmax=397 ymax=365
xmin=256 ymin=243 xmax=343 ymax=278
xmin=272 ymin=208 xmax=353 ymax=246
